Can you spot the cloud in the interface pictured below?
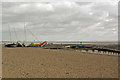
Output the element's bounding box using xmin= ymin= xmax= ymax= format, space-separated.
xmin=0 ymin=3 xmax=2 ymax=41
xmin=2 ymin=2 xmax=118 ymax=41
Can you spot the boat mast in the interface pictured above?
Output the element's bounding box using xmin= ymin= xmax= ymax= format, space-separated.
xmin=24 ymin=17 xmax=27 ymax=42
xmin=8 ymin=24 xmax=11 ymax=42
xmin=27 ymin=29 xmax=39 ymax=41
xmin=14 ymin=27 xmax=18 ymax=42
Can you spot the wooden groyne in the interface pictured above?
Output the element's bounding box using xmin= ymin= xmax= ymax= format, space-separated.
xmin=70 ymin=47 xmax=120 ymax=56
xmin=44 ymin=44 xmax=120 ymax=56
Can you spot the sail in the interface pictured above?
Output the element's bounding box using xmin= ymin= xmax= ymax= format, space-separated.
xmin=40 ymin=41 xmax=47 ymax=47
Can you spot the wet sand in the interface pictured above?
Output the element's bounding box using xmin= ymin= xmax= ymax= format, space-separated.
xmin=2 ymin=47 xmax=118 ymax=78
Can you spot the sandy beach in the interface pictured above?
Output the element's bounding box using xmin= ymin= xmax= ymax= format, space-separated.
xmin=2 ymin=47 xmax=118 ymax=78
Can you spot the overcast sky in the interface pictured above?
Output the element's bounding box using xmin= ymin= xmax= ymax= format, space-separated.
xmin=2 ymin=1 xmax=118 ymax=41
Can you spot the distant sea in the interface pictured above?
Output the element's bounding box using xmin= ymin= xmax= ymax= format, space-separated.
xmin=2 ymin=41 xmax=118 ymax=45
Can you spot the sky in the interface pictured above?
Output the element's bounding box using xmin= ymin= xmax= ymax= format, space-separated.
xmin=0 ymin=3 xmax=1 ymax=42
xmin=1 ymin=0 xmax=119 ymax=41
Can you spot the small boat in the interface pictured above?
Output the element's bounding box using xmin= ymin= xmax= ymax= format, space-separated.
xmin=26 ymin=43 xmax=39 ymax=47
xmin=76 ymin=45 xmax=84 ymax=48
xmin=33 ymin=44 xmax=39 ymax=47
xmin=65 ymin=46 xmax=71 ymax=48
xmin=16 ymin=42 xmax=23 ymax=47
xmin=5 ymin=43 xmax=16 ymax=47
